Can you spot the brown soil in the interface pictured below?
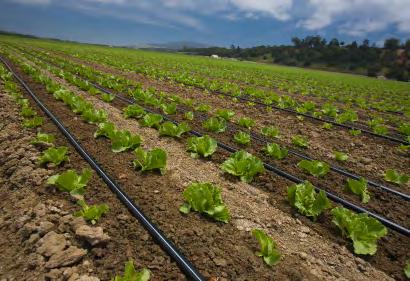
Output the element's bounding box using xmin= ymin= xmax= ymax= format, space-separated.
xmin=4 ymin=54 xmax=409 ymax=280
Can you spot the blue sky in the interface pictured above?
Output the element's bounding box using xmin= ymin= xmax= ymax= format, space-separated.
xmin=1 ymin=0 xmax=409 ymax=47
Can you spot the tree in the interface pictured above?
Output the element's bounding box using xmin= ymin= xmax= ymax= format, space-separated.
xmin=384 ymin=38 xmax=400 ymax=50
xmin=291 ymin=37 xmax=302 ymax=48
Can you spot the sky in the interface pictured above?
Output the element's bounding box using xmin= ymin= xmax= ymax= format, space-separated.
xmin=1 ymin=0 xmax=410 ymax=47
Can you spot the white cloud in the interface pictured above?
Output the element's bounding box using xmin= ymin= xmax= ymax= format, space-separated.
xmin=299 ymin=0 xmax=410 ymax=35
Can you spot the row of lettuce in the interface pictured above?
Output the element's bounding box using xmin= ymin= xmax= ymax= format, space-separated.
xmin=13 ymin=37 xmax=410 ymax=125
xmin=0 ymin=64 xmax=152 ymax=280
xmin=6 ymin=42 xmax=410 ymax=147
xmin=10 ymin=45 xmax=410 ymax=197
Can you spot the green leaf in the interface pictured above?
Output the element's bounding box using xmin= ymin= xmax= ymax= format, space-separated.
xmin=292 ymin=135 xmax=309 ymax=148
xmin=94 ymin=122 xmax=117 ymax=139
xmin=74 ymin=200 xmax=109 ymax=225
xmin=31 ymin=132 xmax=55 ymax=145
xmin=195 ymin=103 xmax=211 ymax=112
xmin=405 ymin=260 xmax=410 ymax=278
xmin=331 ymin=207 xmax=387 ymax=255
xmin=345 ymin=178 xmax=370 ymax=203
xmin=101 ymin=92 xmax=115 ymax=103
xmin=184 ymin=111 xmax=194 ymax=121
xmin=161 ymin=103 xmax=177 ymax=115
xmin=333 ymin=151 xmax=348 ymax=161
xmin=47 ymin=168 xmax=92 ymax=195
xmin=287 ymin=181 xmax=331 ymax=220
xmin=221 ymin=150 xmax=265 ymax=183
xmin=321 ymin=103 xmax=338 ymax=117
xmin=263 ymin=143 xmax=288 ymax=160
xmin=38 ymin=146 xmax=69 ymax=166
xmin=349 ymin=129 xmax=362 ymax=136
xmin=297 ymin=160 xmax=330 ymax=177
xmin=139 ymin=113 xmax=163 ymax=129
xmin=111 ymin=260 xmax=150 ymax=281
xmin=335 ymin=110 xmax=358 ymax=124
xmin=159 ymin=122 xmax=190 ymax=138
xmin=398 ymin=123 xmax=410 ymax=136
xmin=110 ymin=130 xmax=143 ymax=153
xmin=322 ymin=122 xmax=333 ymax=130
xmin=261 ymin=126 xmax=280 ymax=139
xmin=179 ymin=182 xmax=230 ymax=223
xmin=202 ymin=117 xmax=226 ymax=133
xmin=23 ymin=116 xmax=44 ymax=128
xmin=123 ymin=104 xmax=146 ymax=119
xmin=186 ymin=135 xmax=217 ymax=158
xmin=233 ymin=131 xmax=251 ymax=146
xmin=81 ymin=108 xmax=107 ymax=124
xmin=384 ymin=169 xmax=409 ymax=185
xmin=133 ymin=147 xmax=167 ymax=175
xmin=216 ymin=109 xmax=235 ymax=120
xmin=252 ymin=229 xmax=281 ymax=266
xmin=20 ymin=105 xmax=37 ymax=118
xmin=238 ymin=117 xmax=255 ymax=129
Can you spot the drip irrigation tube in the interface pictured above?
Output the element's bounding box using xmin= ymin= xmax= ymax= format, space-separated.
xmin=16 ymin=49 xmax=409 ymax=201
xmin=92 ymin=81 xmax=410 ymax=237
xmin=0 ymin=56 xmax=206 ymax=281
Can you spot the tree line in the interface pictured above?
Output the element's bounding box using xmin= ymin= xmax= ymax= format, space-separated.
xmin=181 ymin=36 xmax=410 ymax=81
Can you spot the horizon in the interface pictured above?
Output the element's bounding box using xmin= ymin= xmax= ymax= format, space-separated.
xmin=1 ymin=0 xmax=410 ymax=48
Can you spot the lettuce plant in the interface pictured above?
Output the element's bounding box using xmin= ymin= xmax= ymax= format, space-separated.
xmin=111 ymin=260 xmax=150 ymax=281
xmin=331 ymin=207 xmax=387 ymax=255
xmin=297 ymin=160 xmax=330 ymax=177
xmin=261 ymin=126 xmax=280 ymax=139
xmin=287 ymin=181 xmax=330 ymax=220
xmin=139 ymin=113 xmax=163 ymax=129
xmin=233 ymin=131 xmax=251 ymax=146
xmin=292 ymin=135 xmax=309 ymax=148
xmin=263 ymin=143 xmax=288 ymax=160
xmin=179 ymin=182 xmax=230 ymax=223
xmin=335 ymin=110 xmax=358 ymax=124
xmin=94 ymin=122 xmax=117 ymax=139
xmin=405 ymin=260 xmax=410 ymax=278
xmin=31 ymin=132 xmax=55 ymax=145
xmin=334 ymin=151 xmax=348 ymax=162
xmin=195 ymin=103 xmax=211 ymax=112
xmin=20 ymin=105 xmax=36 ymax=118
xmin=39 ymin=146 xmax=69 ymax=166
xmin=159 ymin=122 xmax=190 ymax=138
xmin=252 ymin=229 xmax=281 ymax=266
xmin=123 ymin=104 xmax=146 ymax=119
xmin=81 ymin=108 xmax=107 ymax=124
xmin=23 ymin=116 xmax=44 ymax=128
xmin=110 ymin=130 xmax=142 ymax=153
xmin=238 ymin=117 xmax=255 ymax=129
xmin=216 ymin=109 xmax=235 ymax=120
xmin=221 ymin=150 xmax=265 ymax=183
xmin=322 ymin=122 xmax=333 ymax=130
xmin=101 ymin=92 xmax=115 ymax=103
xmin=345 ymin=178 xmax=370 ymax=203
xmin=384 ymin=169 xmax=409 ymax=185
xmin=161 ymin=103 xmax=177 ymax=115
xmin=398 ymin=123 xmax=410 ymax=136
xmin=373 ymin=124 xmax=388 ymax=135
xmin=184 ymin=111 xmax=194 ymax=121
xmin=321 ymin=103 xmax=338 ymax=117
xmin=349 ymin=129 xmax=362 ymax=136
xmin=133 ymin=148 xmax=167 ymax=175
xmin=186 ymin=135 xmax=217 ymax=158
xmin=74 ymin=200 xmax=109 ymax=224
xmin=202 ymin=117 xmax=227 ymax=133
xmin=47 ymin=168 xmax=92 ymax=195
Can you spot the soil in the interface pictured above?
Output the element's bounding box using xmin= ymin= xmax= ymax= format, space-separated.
xmin=2 ymin=54 xmax=408 ymax=280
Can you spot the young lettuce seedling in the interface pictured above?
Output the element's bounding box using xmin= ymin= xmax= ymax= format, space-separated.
xmin=111 ymin=260 xmax=150 ymax=281
xmin=179 ymin=182 xmax=230 ymax=223
xmin=252 ymin=229 xmax=281 ymax=266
